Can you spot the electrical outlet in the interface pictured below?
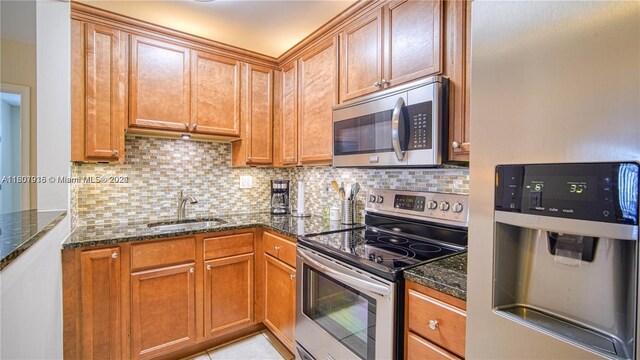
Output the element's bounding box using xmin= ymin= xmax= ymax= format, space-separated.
xmin=239 ymin=175 xmax=253 ymax=189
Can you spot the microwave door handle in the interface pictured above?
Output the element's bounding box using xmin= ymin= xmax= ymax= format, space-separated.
xmin=391 ymin=97 xmax=406 ymax=161
xmin=297 ymin=248 xmax=391 ymax=297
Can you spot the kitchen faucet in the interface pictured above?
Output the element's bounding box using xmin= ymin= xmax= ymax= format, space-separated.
xmin=177 ymin=189 xmax=198 ymax=221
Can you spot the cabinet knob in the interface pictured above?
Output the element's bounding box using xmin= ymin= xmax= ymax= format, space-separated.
xmin=192 ymin=124 xmax=197 ymax=131
xmin=247 ymin=156 xmax=252 ymax=161
xmin=374 ymin=81 xmax=381 ymax=87
xmin=289 ymin=274 xmax=296 ymax=280
xmin=112 ymin=149 xmax=119 ymax=156
xmin=452 ymin=141 xmax=460 ymax=149
xmin=274 ymin=246 xmax=281 ymax=251
xmin=207 ymin=265 xmax=212 ymax=271
xmin=428 ymin=319 xmax=439 ymax=330
xmin=189 ymin=267 xmax=195 ymax=273
xmin=184 ymin=123 xmax=190 ymax=130
xmin=111 ymin=252 xmax=118 ymax=259
xmin=381 ymin=79 xmax=389 ymax=86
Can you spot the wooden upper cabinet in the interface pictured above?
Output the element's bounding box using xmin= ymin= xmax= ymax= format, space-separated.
xmin=298 ymin=36 xmax=338 ymax=165
xmin=444 ymin=0 xmax=471 ymax=162
xmin=280 ymin=61 xmax=298 ymax=165
xmin=131 ymin=263 xmax=196 ymax=360
xmin=190 ymin=50 xmax=241 ymax=136
xmin=129 ymin=35 xmax=190 ymax=131
xmin=79 ymin=248 xmax=121 ymax=360
xmin=384 ymin=0 xmax=442 ymax=87
xmin=71 ymin=20 xmax=126 ymax=163
xmin=340 ymin=9 xmax=384 ymax=102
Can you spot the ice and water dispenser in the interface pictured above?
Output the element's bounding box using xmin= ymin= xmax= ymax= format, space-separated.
xmin=493 ymin=163 xmax=639 ymax=359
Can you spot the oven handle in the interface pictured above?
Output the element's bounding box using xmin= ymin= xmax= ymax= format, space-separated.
xmin=297 ymin=248 xmax=391 ymax=297
xmin=391 ymin=96 xmax=405 ymax=161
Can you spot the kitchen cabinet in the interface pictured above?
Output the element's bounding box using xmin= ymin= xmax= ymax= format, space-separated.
xmin=264 ymin=254 xmax=296 ymax=351
xmin=203 ymin=232 xmax=255 ymax=338
xmin=279 ymin=61 xmax=298 ymax=165
xmin=232 ymin=64 xmax=273 ymax=166
xmin=71 ymin=20 xmax=127 ymax=163
xmin=190 ymin=50 xmax=241 ymax=136
xmin=443 ymin=0 xmax=471 ymax=162
xmin=405 ymin=280 xmax=466 ymax=359
xmin=298 ymin=36 xmax=338 ymax=165
xmin=129 ymin=35 xmax=191 ymax=132
xmin=79 ymin=248 xmax=121 ymax=360
xmin=340 ymin=1 xmax=442 ymax=102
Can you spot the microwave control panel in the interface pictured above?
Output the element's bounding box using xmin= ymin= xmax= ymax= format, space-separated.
xmin=406 ymin=102 xmax=432 ymax=150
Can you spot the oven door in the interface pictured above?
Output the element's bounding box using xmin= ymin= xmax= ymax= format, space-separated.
xmin=295 ymin=245 xmax=396 ymax=360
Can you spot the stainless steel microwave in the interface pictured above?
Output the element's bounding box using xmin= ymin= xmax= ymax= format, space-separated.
xmin=332 ymin=76 xmax=447 ymax=167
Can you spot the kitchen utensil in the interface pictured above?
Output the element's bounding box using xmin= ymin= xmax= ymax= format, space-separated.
xmin=331 ymin=181 xmax=340 ymax=193
xmin=351 ymin=183 xmax=360 ymax=199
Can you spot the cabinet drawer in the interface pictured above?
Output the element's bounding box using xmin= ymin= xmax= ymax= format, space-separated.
xmin=407 ymin=289 xmax=466 ymax=357
xmin=407 ymin=331 xmax=461 ymax=360
xmin=263 ymin=231 xmax=296 ymax=268
xmin=131 ymin=237 xmax=196 ymax=272
xmin=204 ymin=232 xmax=254 ymax=260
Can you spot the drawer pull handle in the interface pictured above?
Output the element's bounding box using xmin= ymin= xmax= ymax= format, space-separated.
xmin=207 ymin=265 xmax=212 ymax=271
xmin=275 ymin=246 xmax=281 ymax=251
xmin=290 ymin=274 xmax=296 ymax=280
xmin=189 ymin=267 xmax=195 ymax=273
xmin=111 ymin=252 xmax=118 ymax=259
xmin=428 ymin=319 xmax=439 ymax=330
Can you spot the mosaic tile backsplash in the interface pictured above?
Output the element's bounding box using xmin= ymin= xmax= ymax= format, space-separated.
xmin=71 ymin=135 xmax=469 ymax=226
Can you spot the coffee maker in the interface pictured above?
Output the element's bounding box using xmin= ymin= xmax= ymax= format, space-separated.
xmin=271 ymin=180 xmax=290 ymax=215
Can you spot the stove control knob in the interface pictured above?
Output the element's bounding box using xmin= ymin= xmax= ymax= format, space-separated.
xmin=369 ymin=195 xmax=376 ymax=203
xmin=427 ymin=200 xmax=438 ymax=210
xmin=452 ymin=202 xmax=464 ymax=213
xmin=376 ymin=256 xmax=383 ymax=263
xmin=439 ymin=201 xmax=450 ymax=211
xmin=376 ymin=195 xmax=384 ymax=203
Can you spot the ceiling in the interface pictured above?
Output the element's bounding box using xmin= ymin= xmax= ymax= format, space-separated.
xmin=76 ymin=0 xmax=357 ymax=58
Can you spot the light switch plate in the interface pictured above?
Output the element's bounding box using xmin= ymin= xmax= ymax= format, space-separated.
xmin=239 ymin=175 xmax=253 ymax=189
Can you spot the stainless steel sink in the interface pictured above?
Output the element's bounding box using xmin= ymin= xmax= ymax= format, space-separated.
xmin=147 ymin=218 xmax=226 ymax=231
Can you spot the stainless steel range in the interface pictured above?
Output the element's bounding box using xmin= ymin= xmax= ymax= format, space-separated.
xmin=295 ymin=188 xmax=469 ymax=360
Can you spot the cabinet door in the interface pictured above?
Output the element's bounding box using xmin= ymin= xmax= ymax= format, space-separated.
xmin=407 ymin=332 xmax=461 ymax=360
xmin=280 ymin=62 xmax=298 ymax=165
xmin=298 ymin=36 xmax=338 ymax=165
xmin=244 ymin=64 xmax=273 ymax=165
xmin=384 ymin=0 xmax=442 ymax=88
xmin=340 ymin=10 xmax=383 ymax=102
xmin=131 ymin=263 xmax=196 ymax=360
xmin=191 ymin=50 xmax=241 ymax=136
xmin=264 ymin=255 xmax=296 ymax=350
xmin=444 ymin=0 xmax=471 ymax=161
xmin=130 ymin=35 xmax=190 ymax=131
xmin=204 ymin=253 xmax=254 ymax=338
xmin=80 ymin=248 xmax=121 ymax=360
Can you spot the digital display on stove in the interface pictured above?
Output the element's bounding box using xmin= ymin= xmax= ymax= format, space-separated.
xmin=394 ymin=195 xmax=426 ymax=211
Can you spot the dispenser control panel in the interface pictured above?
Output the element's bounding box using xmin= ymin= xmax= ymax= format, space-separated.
xmin=495 ymin=162 xmax=639 ymax=225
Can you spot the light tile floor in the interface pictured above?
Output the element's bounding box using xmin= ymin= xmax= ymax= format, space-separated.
xmin=183 ymin=330 xmax=294 ymax=360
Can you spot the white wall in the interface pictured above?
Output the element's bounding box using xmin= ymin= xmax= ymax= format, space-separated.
xmin=36 ymin=0 xmax=70 ymax=211
xmin=0 ymin=215 xmax=69 ymax=359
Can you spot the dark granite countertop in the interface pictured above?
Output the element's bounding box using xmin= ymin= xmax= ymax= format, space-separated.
xmin=1 ymin=210 xmax=67 ymax=270
xmin=64 ymin=212 xmax=363 ymax=249
xmin=404 ymin=252 xmax=467 ymax=301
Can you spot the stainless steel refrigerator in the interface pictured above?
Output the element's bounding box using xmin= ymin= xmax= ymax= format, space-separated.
xmin=467 ymin=2 xmax=640 ymax=359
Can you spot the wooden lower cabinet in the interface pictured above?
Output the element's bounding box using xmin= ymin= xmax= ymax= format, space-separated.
xmin=264 ymin=254 xmax=296 ymax=351
xmin=205 ymin=253 xmax=254 ymax=337
xmin=405 ymin=280 xmax=466 ymax=359
xmin=131 ymin=263 xmax=196 ymax=359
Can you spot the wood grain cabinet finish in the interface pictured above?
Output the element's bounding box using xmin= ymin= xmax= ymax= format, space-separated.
xmin=405 ymin=280 xmax=466 ymax=359
xmin=232 ymin=64 xmax=273 ymax=166
xmin=443 ymin=0 xmax=471 ymax=162
xmin=264 ymin=254 xmax=296 ymax=351
xmin=263 ymin=231 xmax=296 ymax=268
xmin=129 ymin=35 xmax=190 ymax=131
xmin=384 ymin=0 xmax=442 ymax=87
xmin=190 ymin=50 xmax=241 ymax=136
xmin=340 ymin=9 xmax=384 ymax=102
xmin=79 ymin=248 xmax=121 ymax=360
xmin=204 ymin=253 xmax=254 ymax=337
xmin=298 ymin=36 xmax=338 ymax=165
xmin=71 ymin=20 xmax=126 ymax=163
xmin=280 ymin=61 xmax=298 ymax=165
xmin=131 ymin=263 xmax=196 ymax=360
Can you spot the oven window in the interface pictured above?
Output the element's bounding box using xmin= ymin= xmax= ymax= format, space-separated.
xmin=302 ymin=267 xmax=376 ymax=359
xmin=334 ymin=109 xmax=393 ymax=156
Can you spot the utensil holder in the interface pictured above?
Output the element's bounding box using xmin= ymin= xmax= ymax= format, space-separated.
xmin=341 ymin=200 xmax=356 ymax=225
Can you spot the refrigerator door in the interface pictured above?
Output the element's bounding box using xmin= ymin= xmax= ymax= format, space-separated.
xmin=467 ymin=2 xmax=640 ymax=359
